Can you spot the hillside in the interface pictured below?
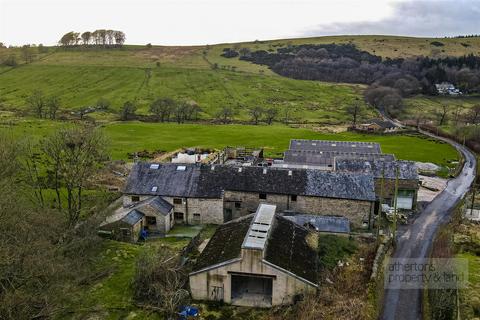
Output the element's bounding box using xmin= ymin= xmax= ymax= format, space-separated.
xmin=1 ymin=35 xmax=479 ymax=124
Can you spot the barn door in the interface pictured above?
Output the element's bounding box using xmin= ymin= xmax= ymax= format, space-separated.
xmin=210 ymin=285 xmax=224 ymax=302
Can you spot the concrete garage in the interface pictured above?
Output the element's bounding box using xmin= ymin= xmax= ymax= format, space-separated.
xmin=189 ymin=204 xmax=318 ymax=307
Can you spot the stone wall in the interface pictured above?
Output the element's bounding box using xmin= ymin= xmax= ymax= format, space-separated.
xmin=124 ymin=191 xmax=375 ymax=227
xmin=162 ymin=196 xmax=224 ymax=225
xmin=223 ymin=191 xmax=374 ymax=226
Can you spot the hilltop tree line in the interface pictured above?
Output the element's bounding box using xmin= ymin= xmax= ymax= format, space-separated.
xmin=226 ymin=43 xmax=480 ymax=116
xmin=59 ymin=30 xmax=126 ymax=47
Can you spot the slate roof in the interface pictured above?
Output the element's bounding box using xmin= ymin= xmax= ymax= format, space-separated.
xmin=137 ymin=196 xmax=173 ymax=216
xmin=283 ymin=214 xmax=350 ymax=234
xmin=335 ymin=159 xmax=419 ymax=180
xmin=264 ymin=216 xmax=318 ymax=284
xmin=124 ymin=163 xmax=376 ymax=201
xmin=193 ymin=215 xmax=254 ymax=272
xmin=289 ymin=139 xmax=381 ymax=154
xmin=101 ymin=196 xmax=172 ymax=228
xmin=192 ymin=213 xmax=318 ymax=285
xmin=283 ymin=150 xmax=395 ymax=166
xmin=121 ymin=209 xmax=144 ymax=225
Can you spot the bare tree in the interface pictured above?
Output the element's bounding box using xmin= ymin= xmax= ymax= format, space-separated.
xmin=47 ymin=96 xmax=60 ymax=119
xmin=26 ymin=90 xmax=45 ymax=118
xmin=468 ymin=105 xmax=480 ymax=124
xmin=150 ymin=98 xmax=175 ymax=122
xmin=21 ymin=45 xmax=33 ymax=63
xmin=437 ymin=105 xmax=448 ymax=126
xmin=452 ymin=106 xmax=461 ymax=126
xmin=114 ymin=31 xmax=126 ymax=46
xmin=42 ymin=127 xmax=108 ymax=226
xmin=264 ymin=107 xmax=278 ymax=125
xmin=22 ymin=142 xmax=45 ymax=207
xmin=215 ymin=106 xmax=236 ymax=123
xmin=133 ymin=248 xmax=189 ymax=318
xmin=59 ymin=31 xmax=76 ymax=46
xmin=106 ymin=30 xmax=115 ymax=45
xmin=81 ymin=32 xmax=91 ymax=45
xmin=347 ymin=101 xmax=362 ymax=128
xmin=248 ymin=106 xmax=264 ymax=125
xmin=120 ymin=101 xmax=137 ymax=121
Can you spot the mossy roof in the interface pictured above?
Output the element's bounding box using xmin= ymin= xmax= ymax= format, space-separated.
xmin=193 ymin=215 xmax=254 ymax=272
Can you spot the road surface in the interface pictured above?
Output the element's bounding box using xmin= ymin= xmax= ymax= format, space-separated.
xmin=379 ymin=131 xmax=476 ymax=320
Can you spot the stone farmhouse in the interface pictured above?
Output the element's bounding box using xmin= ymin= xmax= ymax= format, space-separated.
xmin=122 ymin=162 xmax=377 ymax=228
xmin=335 ymin=159 xmax=419 ymax=210
xmin=275 ymin=139 xmax=419 ymax=210
xmin=189 ymin=204 xmax=318 ymax=307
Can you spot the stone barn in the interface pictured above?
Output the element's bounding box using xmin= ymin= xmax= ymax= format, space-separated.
xmin=99 ymin=196 xmax=174 ymax=242
xmin=335 ymin=159 xmax=419 ymax=210
xmin=123 ymin=163 xmax=376 ymax=227
xmin=189 ymin=204 xmax=318 ymax=307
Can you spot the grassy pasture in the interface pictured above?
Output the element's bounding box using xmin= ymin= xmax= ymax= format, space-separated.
xmin=103 ymin=121 xmax=459 ymax=166
xmin=0 ymin=64 xmax=370 ymax=122
xmin=1 ymin=35 xmax=479 ymax=124
xmin=0 ymin=118 xmax=459 ymax=166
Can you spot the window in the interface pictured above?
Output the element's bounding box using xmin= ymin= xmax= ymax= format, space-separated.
xmin=193 ymin=213 xmax=201 ymax=221
xmin=146 ymin=216 xmax=157 ymax=225
xmin=121 ymin=228 xmax=130 ymax=236
xmin=131 ymin=196 xmax=140 ymax=202
xmin=259 ymin=193 xmax=267 ymax=200
xmin=150 ymin=163 xmax=159 ymax=169
xmin=291 ymin=195 xmax=297 ymax=202
xmin=151 ymin=186 xmax=158 ymax=192
xmin=173 ymin=198 xmax=183 ymax=205
xmin=174 ymin=212 xmax=184 ymax=221
xmin=235 ymin=202 xmax=241 ymax=209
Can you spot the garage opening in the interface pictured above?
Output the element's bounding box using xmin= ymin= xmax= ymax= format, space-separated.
xmin=230 ymin=273 xmax=273 ymax=307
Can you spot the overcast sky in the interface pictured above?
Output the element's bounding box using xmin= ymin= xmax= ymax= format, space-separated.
xmin=0 ymin=0 xmax=478 ymax=46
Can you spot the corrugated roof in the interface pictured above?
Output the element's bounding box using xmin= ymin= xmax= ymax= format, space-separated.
xmin=289 ymin=139 xmax=381 ymax=153
xmin=124 ymin=163 xmax=376 ymax=201
xmin=335 ymin=159 xmax=419 ymax=180
xmin=283 ymin=214 xmax=350 ymax=234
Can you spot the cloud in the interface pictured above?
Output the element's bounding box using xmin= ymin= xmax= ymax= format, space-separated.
xmin=303 ymin=0 xmax=480 ymax=38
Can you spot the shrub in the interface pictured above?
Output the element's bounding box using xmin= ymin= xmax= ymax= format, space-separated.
xmin=431 ymin=41 xmax=445 ymax=47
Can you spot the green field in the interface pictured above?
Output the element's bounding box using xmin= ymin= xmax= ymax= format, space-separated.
xmin=103 ymin=122 xmax=458 ymax=166
xmin=0 ymin=64 xmax=369 ymax=122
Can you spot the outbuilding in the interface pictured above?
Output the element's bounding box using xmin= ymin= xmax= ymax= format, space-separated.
xmin=189 ymin=204 xmax=318 ymax=307
xmin=99 ymin=196 xmax=174 ymax=242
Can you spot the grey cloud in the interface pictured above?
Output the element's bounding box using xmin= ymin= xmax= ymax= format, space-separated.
xmin=304 ymin=0 xmax=480 ymax=37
